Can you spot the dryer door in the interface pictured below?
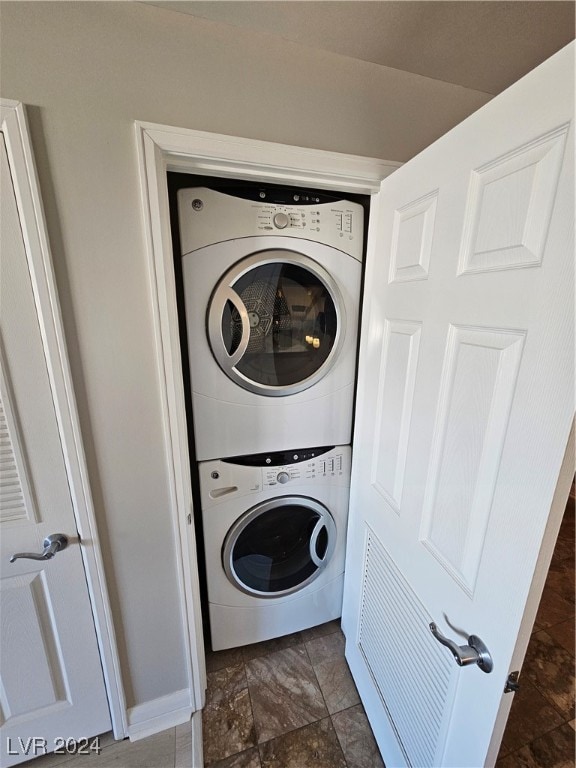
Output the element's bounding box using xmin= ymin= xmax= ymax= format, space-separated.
xmin=208 ymin=250 xmax=344 ymax=395
xmin=222 ymin=496 xmax=337 ymax=598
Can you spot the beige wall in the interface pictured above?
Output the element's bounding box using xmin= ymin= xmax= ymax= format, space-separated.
xmin=0 ymin=1 xmax=491 ymax=711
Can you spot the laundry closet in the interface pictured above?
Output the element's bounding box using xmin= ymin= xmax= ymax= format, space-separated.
xmin=167 ymin=175 xmax=370 ymax=652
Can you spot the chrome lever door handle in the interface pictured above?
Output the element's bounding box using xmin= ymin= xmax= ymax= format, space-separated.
xmin=10 ymin=533 xmax=69 ymax=563
xmin=429 ymin=622 xmax=493 ymax=673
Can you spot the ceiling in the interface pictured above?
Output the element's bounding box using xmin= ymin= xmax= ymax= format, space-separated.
xmin=145 ymin=1 xmax=574 ymax=95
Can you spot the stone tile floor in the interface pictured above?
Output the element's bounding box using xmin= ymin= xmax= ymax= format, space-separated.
xmin=202 ymin=620 xmax=383 ymax=768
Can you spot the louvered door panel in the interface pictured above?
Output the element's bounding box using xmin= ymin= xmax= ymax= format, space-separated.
xmin=0 ymin=362 xmax=36 ymax=525
xmin=358 ymin=530 xmax=456 ymax=767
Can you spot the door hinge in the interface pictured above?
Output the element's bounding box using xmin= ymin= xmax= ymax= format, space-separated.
xmin=187 ymin=513 xmax=192 ymax=525
xmin=504 ymin=671 xmax=520 ymax=693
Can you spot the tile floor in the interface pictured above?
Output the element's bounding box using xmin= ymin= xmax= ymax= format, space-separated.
xmin=21 ymin=497 xmax=574 ymax=768
xmin=19 ymin=725 xmax=191 ymax=768
xmin=201 ymin=620 xmax=382 ymax=768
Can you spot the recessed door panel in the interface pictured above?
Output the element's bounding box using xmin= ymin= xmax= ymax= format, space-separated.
xmin=1 ymin=572 xmax=69 ymax=720
xmin=371 ymin=319 xmax=422 ymax=514
xmin=420 ymin=325 xmax=526 ymax=594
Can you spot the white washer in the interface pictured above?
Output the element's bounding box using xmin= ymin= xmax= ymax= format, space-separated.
xmin=199 ymin=445 xmax=350 ymax=651
xmin=178 ymin=187 xmax=364 ymax=461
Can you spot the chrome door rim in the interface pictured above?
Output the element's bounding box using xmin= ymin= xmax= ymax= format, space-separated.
xmin=222 ymin=495 xmax=337 ymax=598
xmin=207 ymin=249 xmax=345 ymax=396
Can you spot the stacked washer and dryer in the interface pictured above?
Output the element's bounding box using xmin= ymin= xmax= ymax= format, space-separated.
xmin=177 ymin=185 xmax=364 ymax=651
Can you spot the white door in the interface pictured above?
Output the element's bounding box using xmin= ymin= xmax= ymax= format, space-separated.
xmin=0 ymin=130 xmax=111 ymax=765
xmin=342 ymin=43 xmax=574 ymax=768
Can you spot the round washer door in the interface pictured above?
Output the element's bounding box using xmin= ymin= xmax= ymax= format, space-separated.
xmin=222 ymin=496 xmax=337 ymax=598
xmin=207 ymin=250 xmax=345 ymax=396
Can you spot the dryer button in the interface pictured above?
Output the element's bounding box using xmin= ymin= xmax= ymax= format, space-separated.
xmin=273 ymin=212 xmax=290 ymax=229
xmin=277 ymin=471 xmax=290 ymax=484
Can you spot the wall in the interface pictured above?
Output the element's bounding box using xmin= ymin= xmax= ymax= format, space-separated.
xmin=0 ymin=1 xmax=492 ymax=713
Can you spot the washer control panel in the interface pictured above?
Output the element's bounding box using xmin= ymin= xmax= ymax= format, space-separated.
xmin=178 ymin=187 xmax=364 ymax=262
xmin=199 ymin=445 xmax=352 ymax=508
xmin=263 ymin=450 xmax=346 ymax=487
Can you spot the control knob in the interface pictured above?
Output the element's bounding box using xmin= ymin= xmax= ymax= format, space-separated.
xmin=277 ymin=471 xmax=290 ymax=484
xmin=273 ymin=212 xmax=290 ymax=229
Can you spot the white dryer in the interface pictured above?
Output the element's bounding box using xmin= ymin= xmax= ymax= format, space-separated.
xmin=178 ymin=187 xmax=364 ymax=461
xmin=199 ymin=445 xmax=350 ymax=651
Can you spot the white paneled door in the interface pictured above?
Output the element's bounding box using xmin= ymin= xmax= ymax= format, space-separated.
xmin=0 ymin=129 xmax=111 ymax=765
xmin=343 ymin=45 xmax=574 ymax=767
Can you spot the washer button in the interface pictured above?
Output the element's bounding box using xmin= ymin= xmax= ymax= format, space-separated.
xmin=273 ymin=212 xmax=290 ymax=229
xmin=277 ymin=471 xmax=290 ymax=484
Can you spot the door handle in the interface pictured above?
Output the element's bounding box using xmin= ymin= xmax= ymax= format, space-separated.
xmin=309 ymin=520 xmax=327 ymax=568
xmin=210 ymin=286 xmax=251 ymax=367
xmin=10 ymin=533 xmax=69 ymax=563
xmin=429 ymin=622 xmax=493 ymax=673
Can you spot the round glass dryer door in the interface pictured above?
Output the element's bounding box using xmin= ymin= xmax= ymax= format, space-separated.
xmin=222 ymin=496 xmax=337 ymax=598
xmin=207 ymin=250 xmax=344 ymax=396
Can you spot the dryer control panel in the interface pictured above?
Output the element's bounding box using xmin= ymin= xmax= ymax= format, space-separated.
xmin=178 ymin=187 xmax=364 ymax=262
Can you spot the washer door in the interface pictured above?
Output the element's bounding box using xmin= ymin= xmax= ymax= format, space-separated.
xmin=207 ymin=250 xmax=345 ymax=396
xmin=222 ymin=496 xmax=337 ymax=598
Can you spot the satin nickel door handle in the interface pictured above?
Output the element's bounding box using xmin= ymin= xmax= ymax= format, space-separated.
xmin=10 ymin=533 xmax=69 ymax=563
xmin=429 ymin=622 xmax=493 ymax=673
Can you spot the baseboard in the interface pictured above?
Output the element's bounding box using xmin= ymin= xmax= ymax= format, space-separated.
xmin=127 ymin=689 xmax=193 ymax=741
xmin=191 ymin=710 xmax=204 ymax=768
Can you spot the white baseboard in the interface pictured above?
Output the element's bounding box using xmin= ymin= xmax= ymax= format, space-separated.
xmin=191 ymin=710 xmax=204 ymax=768
xmin=127 ymin=689 xmax=193 ymax=741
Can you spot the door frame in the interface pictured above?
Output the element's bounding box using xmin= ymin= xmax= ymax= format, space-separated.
xmin=0 ymin=100 xmax=127 ymax=738
xmin=134 ymin=120 xmax=399 ymax=713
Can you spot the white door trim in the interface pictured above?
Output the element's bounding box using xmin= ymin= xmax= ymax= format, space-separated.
xmin=134 ymin=120 xmax=401 ymax=710
xmin=0 ymin=99 xmax=127 ymax=739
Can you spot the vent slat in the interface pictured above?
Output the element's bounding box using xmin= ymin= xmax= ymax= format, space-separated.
xmin=0 ymin=386 xmax=31 ymax=523
xmin=358 ymin=530 xmax=455 ymax=767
